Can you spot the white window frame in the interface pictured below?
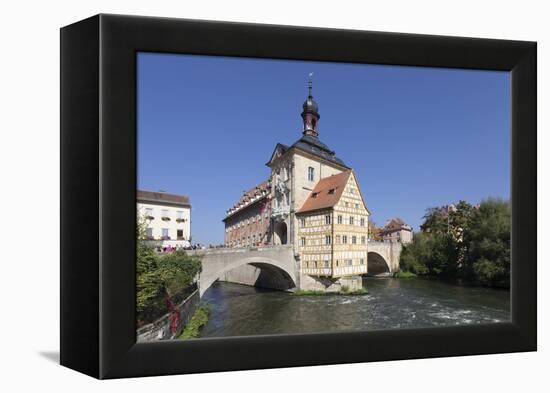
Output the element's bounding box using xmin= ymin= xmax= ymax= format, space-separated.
xmin=308 ymin=166 xmax=315 ymax=182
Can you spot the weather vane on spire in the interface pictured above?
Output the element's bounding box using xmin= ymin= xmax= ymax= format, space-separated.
xmin=308 ymin=72 xmax=314 ymax=97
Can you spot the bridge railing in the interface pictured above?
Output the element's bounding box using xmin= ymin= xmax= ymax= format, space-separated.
xmin=186 ymin=244 xmax=293 ymax=256
xmin=367 ymin=240 xmax=394 ymax=247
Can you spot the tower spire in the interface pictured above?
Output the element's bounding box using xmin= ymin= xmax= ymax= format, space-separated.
xmin=301 ymin=73 xmax=320 ymax=138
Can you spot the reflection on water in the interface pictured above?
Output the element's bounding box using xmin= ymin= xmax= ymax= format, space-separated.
xmin=199 ymin=277 xmax=510 ymax=338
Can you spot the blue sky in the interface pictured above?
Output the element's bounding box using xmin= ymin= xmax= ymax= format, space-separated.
xmin=137 ymin=53 xmax=510 ymax=245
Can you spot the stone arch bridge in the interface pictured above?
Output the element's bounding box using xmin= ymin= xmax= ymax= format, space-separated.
xmin=187 ymin=245 xmax=297 ymax=296
xmin=187 ymin=242 xmax=402 ymax=295
xmin=366 ymin=241 xmax=402 ymax=276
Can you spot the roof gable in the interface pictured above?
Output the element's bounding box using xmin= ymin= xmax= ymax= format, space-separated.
xmin=266 ymin=143 xmax=289 ymax=166
xmin=347 ymin=171 xmax=370 ymax=215
xmin=297 ymin=170 xmax=351 ymax=214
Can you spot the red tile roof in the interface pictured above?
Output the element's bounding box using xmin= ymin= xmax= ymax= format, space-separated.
xmin=297 ymin=170 xmax=351 ymax=214
xmin=381 ymin=218 xmax=411 ymax=232
xmin=234 ymin=180 xmax=270 ymax=208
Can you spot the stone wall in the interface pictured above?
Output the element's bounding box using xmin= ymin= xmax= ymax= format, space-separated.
xmin=136 ymin=289 xmax=199 ymax=342
xmin=299 ymin=273 xmax=363 ymax=292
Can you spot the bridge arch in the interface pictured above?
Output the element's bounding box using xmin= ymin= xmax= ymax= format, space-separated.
xmin=367 ymin=251 xmax=391 ymax=276
xmin=199 ymin=251 xmax=297 ymax=296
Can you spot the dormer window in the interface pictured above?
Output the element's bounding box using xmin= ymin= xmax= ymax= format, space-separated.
xmin=328 ymin=188 xmax=336 ymax=195
xmin=311 ymin=192 xmax=319 ymax=198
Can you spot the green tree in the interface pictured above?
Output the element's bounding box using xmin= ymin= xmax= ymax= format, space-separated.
xmin=425 ymin=232 xmax=458 ymax=277
xmin=136 ymin=217 xmax=203 ymax=323
xmin=136 ymin=217 xmax=164 ymax=322
xmin=420 ymin=207 xmax=449 ymax=234
xmin=464 ymin=198 xmax=510 ymax=288
xmin=399 ymin=232 xmax=430 ymax=275
xmin=157 ymin=250 xmax=202 ymax=303
xmin=400 ymin=198 xmax=510 ymax=288
xmin=449 ymin=200 xmax=474 ymax=241
xmin=400 ymin=232 xmax=457 ymax=277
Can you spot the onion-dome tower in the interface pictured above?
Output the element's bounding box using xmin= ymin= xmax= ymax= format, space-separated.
xmin=301 ymin=73 xmax=320 ymax=138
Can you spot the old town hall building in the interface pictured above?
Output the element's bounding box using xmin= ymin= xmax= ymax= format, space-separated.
xmin=223 ymin=78 xmax=370 ymax=288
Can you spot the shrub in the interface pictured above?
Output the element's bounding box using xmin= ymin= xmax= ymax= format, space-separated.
xmin=394 ymin=271 xmax=416 ymax=278
xmin=179 ymin=304 xmax=211 ymax=339
xmin=136 ymin=217 xmax=203 ymax=323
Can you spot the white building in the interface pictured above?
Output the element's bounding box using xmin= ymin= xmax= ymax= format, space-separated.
xmin=137 ymin=190 xmax=191 ymax=249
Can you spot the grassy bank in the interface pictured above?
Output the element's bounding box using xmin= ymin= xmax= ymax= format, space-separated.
xmin=179 ymin=304 xmax=211 ymax=339
xmin=394 ymin=271 xmax=417 ymax=278
xmin=293 ymin=286 xmax=368 ymax=296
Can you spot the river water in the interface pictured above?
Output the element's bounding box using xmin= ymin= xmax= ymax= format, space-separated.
xmin=199 ymin=278 xmax=510 ymax=338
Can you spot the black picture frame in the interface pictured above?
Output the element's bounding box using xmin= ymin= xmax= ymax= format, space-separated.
xmin=60 ymin=14 xmax=536 ymax=379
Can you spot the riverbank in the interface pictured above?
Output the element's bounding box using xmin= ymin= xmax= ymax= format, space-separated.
xmin=292 ymin=287 xmax=368 ymax=296
xmin=179 ymin=304 xmax=211 ymax=339
xmin=394 ymin=271 xmax=417 ymax=278
xmin=137 ymin=289 xmax=200 ymax=342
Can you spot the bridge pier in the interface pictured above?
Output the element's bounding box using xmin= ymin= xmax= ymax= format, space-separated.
xmin=298 ymin=274 xmax=363 ymax=292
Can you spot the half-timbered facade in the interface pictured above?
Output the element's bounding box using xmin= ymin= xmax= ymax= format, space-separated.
xmin=297 ymin=170 xmax=369 ymax=277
